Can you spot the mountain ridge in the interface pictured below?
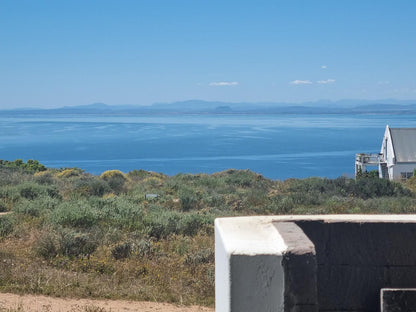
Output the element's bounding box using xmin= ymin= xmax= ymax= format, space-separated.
xmin=2 ymin=99 xmax=416 ymax=115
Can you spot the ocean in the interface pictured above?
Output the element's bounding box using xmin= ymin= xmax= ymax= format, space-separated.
xmin=1 ymin=113 xmax=415 ymax=180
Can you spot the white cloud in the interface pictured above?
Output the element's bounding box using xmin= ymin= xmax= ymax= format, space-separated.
xmin=209 ymin=81 xmax=239 ymax=86
xmin=290 ymin=80 xmax=312 ymax=85
xmin=317 ymin=79 xmax=336 ymax=84
xmin=321 ymin=65 xmax=327 ymax=69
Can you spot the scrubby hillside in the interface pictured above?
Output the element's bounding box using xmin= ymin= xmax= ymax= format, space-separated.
xmin=0 ymin=160 xmax=415 ymax=306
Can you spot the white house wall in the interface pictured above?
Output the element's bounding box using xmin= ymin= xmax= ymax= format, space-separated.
xmin=381 ymin=126 xmax=396 ymax=167
xmin=391 ymin=163 xmax=416 ymax=181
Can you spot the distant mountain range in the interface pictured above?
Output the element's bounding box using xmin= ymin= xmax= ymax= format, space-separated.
xmin=2 ymin=99 xmax=416 ymax=115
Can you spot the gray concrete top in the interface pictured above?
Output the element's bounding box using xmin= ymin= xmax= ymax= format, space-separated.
xmin=218 ymin=214 xmax=416 ymax=225
xmin=215 ymin=215 xmax=416 ymax=257
xmin=215 ymin=217 xmax=287 ymax=256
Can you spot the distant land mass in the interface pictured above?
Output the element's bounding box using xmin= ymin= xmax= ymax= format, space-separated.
xmin=2 ymin=99 xmax=416 ymax=115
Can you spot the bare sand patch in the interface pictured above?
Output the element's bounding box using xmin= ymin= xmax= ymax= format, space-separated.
xmin=0 ymin=293 xmax=214 ymax=312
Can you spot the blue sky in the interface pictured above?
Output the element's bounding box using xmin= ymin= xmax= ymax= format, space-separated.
xmin=1 ymin=1 xmax=415 ymax=108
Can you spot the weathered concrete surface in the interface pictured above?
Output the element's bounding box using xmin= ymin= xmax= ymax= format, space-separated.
xmin=381 ymin=288 xmax=416 ymax=312
xmin=275 ymin=222 xmax=318 ymax=312
xmin=216 ymin=215 xmax=416 ymax=312
xmin=297 ymin=220 xmax=416 ymax=312
xmin=215 ymin=217 xmax=286 ymax=312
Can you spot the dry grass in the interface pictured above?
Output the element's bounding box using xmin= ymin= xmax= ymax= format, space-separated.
xmin=0 ymin=233 xmax=214 ymax=307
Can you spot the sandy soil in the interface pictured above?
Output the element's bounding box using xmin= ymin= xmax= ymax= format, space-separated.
xmin=0 ymin=293 xmax=214 ymax=312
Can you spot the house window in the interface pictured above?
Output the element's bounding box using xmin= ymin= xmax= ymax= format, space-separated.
xmin=400 ymin=172 xmax=413 ymax=181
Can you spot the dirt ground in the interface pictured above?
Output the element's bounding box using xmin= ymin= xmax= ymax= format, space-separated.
xmin=0 ymin=293 xmax=214 ymax=312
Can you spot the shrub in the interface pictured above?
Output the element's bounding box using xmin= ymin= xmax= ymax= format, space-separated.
xmin=50 ymin=200 xmax=100 ymax=228
xmin=100 ymin=170 xmax=127 ymax=194
xmin=13 ymin=196 xmax=60 ymax=217
xmin=52 ymin=227 xmax=99 ymax=258
xmin=136 ymin=238 xmax=152 ymax=258
xmin=185 ymin=248 xmax=214 ymax=265
xmin=144 ymin=209 xmax=181 ymax=239
xmin=34 ymin=229 xmax=59 ymax=259
xmin=18 ymin=182 xmax=45 ymax=200
xmin=267 ymin=195 xmax=295 ymax=214
xmin=179 ymin=213 xmax=212 ymax=236
xmin=96 ymin=196 xmax=145 ymax=230
xmin=224 ymin=169 xmax=256 ymax=187
xmin=57 ymin=168 xmax=84 ymax=178
xmin=352 ymin=178 xmax=411 ymax=199
xmin=0 ymin=200 xmax=6 ymax=212
xmin=33 ymin=171 xmax=54 ymax=185
xmin=0 ymin=159 xmax=46 ymax=173
xmin=111 ymin=241 xmax=132 ymax=260
xmin=17 ymin=182 xmax=60 ymax=200
xmin=178 ymin=187 xmax=199 ymax=211
xmin=73 ymin=178 xmax=111 ymax=197
xmin=0 ymin=214 xmax=14 ymax=237
xmin=58 ymin=229 xmax=98 ymax=258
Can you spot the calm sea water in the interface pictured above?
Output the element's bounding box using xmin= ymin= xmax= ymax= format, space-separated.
xmin=1 ymin=113 xmax=416 ymax=180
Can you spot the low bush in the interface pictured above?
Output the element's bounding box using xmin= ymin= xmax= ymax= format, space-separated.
xmin=136 ymin=238 xmax=152 ymax=258
xmin=111 ymin=241 xmax=132 ymax=260
xmin=73 ymin=178 xmax=111 ymax=197
xmin=50 ymin=200 xmax=100 ymax=228
xmin=185 ymin=248 xmax=214 ymax=265
xmin=178 ymin=187 xmax=199 ymax=211
xmin=58 ymin=228 xmax=99 ymax=258
xmin=33 ymin=171 xmax=55 ymax=185
xmin=34 ymin=229 xmax=59 ymax=259
xmin=13 ymin=196 xmax=60 ymax=217
xmin=17 ymin=182 xmax=60 ymax=200
xmin=100 ymin=170 xmax=128 ymax=194
xmin=56 ymin=168 xmax=84 ymax=178
xmin=0 ymin=214 xmax=14 ymax=237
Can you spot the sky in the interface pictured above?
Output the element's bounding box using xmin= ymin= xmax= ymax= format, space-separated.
xmin=1 ymin=0 xmax=416 ymax=109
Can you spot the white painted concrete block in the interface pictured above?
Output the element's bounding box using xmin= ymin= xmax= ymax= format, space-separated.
xmin=215 ymin=217 xmax=287 ymax=312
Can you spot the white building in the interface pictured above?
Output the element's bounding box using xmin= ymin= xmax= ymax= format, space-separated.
xmin=356 ymin=126 xmax=416 ymax=181
xmin=380 ymin=125 xmax=416 ymax=181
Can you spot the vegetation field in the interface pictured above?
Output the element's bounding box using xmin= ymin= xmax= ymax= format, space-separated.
xmin=1 ymin=159 xmax=416 ymax=307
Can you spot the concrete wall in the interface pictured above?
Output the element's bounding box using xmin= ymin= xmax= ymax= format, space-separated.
xmin=215 ymin=217 xmax=286 ymax=312
xmin=297 ymin=221 xmax=416 ymax=312
xmin=216 ymin=215 xmax=416 ymax=312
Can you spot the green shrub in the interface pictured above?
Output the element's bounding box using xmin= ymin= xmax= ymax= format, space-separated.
xmin=34 ymin=229 xmax=58 ymax=259
xmin=34 ymin=171 xmax=54 ymax=185
xmin=224 ymin=169 xmax=256 ymax=187
xmin=145 ymin=209 xmax=181 ymax=239
xmin=56 ymin=168 xmax=84 ymax=178
xmin=0 ymin=159 xmax=46 ymax=173
xmin=185 ymin=248 xmax=214 ymax=265
xmin=0 ymin=200 xmax=6 ymax=212
xmin=58 ymin=228 xmax=98 ymax=258
xmin=13 ymin=196 xmax=60 ymax=217
xmin=179 ymin=213 xmax=212 ymax=236
xmin=352 ymin=178 xmax=411 ymax=199
xmin=136 ymin=238 xmax=152 ymax=258
xmin=17 ymin=182 xmax=60 ymax=200
xmin=111 ymin=241 xmax=132 ymax=260
xmin=267 ymin=195 xmax=295 ymax=214
xmin=0 ymin=186 xmax=21 ymax=204
xmin=100 ymin=170 xmax=127 ymax=194
xmin=0 ymin=214 xmax=14 ymax=237
xmin=179 ymin=187 xmax=199 ymax=211
xmin=73 ymin=177 xmax=111 ymax=197
xmin=96 ymin=196 xmax=145 ymax=230
xmin=50 ymin=200 xmax=100 ymax=228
